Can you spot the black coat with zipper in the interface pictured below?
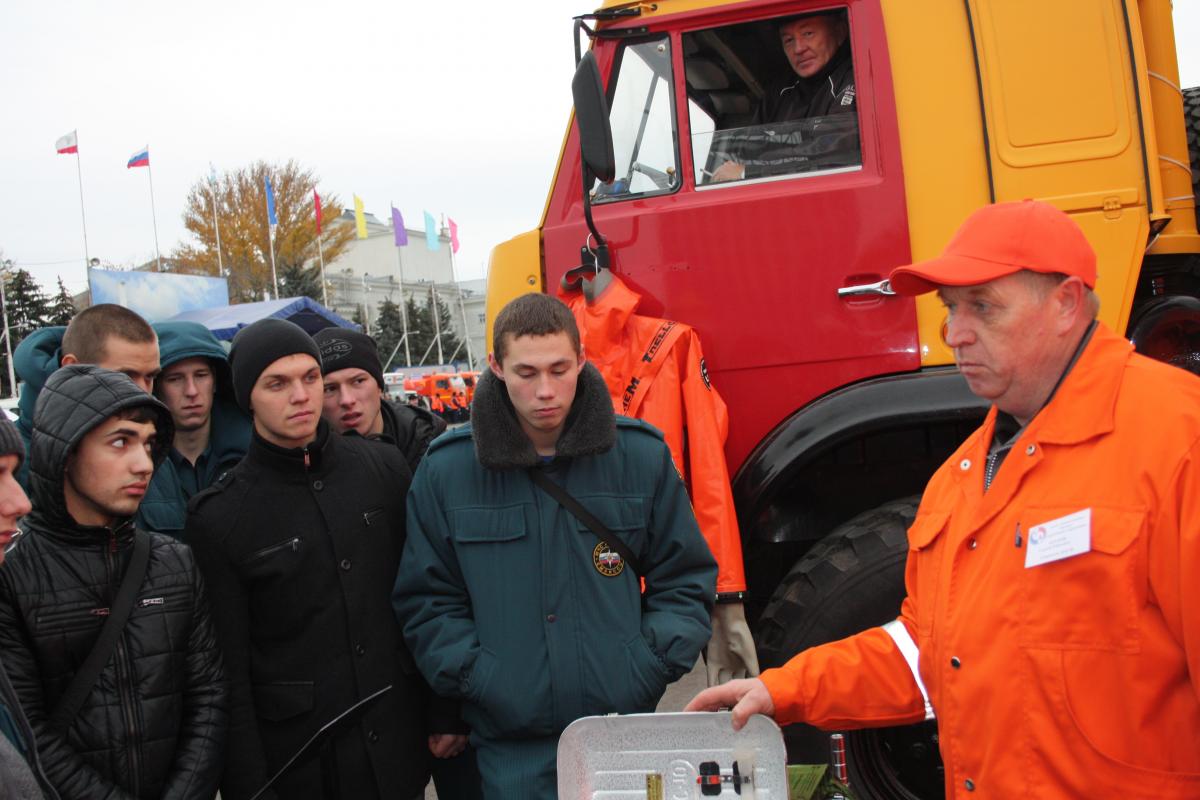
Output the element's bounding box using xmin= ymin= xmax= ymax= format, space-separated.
xmin=185 ymin=420 xmax=433 ymax=800
xmin=0 ymin=365 xmax=228 ymax=800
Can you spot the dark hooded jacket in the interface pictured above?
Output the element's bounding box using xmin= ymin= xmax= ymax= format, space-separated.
xmin=0 ymin=365 xmax=228 ymax=800
xmin=10 ymin=323 xmax=251 ymax=534
xmin=137 ymin=322 xmax=251 ymax=537
xmin=186 ymin=420 xmax=436 ymax=800
xmin=393 ymin=364 xmax=716 ymax=745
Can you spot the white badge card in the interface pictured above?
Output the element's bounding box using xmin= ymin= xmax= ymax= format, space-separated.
xmin=1024 ymin=508 xmax=1091 ymax=568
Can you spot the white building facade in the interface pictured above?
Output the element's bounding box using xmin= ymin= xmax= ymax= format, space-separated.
xmin=313 ymin=211 xmax=485 ymax=369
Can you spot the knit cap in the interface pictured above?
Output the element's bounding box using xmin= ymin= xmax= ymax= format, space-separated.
xmin=312 ymin=328 xmax=384 ymax=390
xmin=228 ymin=319 xmax=322 ymax=412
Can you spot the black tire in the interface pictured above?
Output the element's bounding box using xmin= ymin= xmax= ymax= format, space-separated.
xmin=754 ymin=497 xmax=944 ymax=800
xmin=1184 ymin=86 xmax=1200 ymax=230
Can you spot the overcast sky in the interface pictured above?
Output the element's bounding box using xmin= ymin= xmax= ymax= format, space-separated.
xmin=1 ymin=2 xmax=1197 ymax=297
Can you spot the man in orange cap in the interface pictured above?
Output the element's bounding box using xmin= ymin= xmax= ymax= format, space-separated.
xmin=688 ymin=200 xmax=1200 ymax=797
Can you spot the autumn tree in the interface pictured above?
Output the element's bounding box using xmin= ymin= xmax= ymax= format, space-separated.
xmin=172 ymin=160 xmax=354 ymax=302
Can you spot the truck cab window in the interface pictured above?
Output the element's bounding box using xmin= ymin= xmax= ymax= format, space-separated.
xmin=684 ymin=9 xmax=861 ymax=186
xmin=592 ymin=37 xmax=679 ymax=203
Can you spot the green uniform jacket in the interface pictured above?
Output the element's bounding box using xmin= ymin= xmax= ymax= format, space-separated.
xmin=136 ymin=322 xmax=251 ymax=536
xmin=393 ymin=364 xmax=716 ymax=741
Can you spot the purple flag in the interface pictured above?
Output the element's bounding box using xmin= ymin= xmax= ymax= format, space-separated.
xmin=392 ymin=205 xmax=408 ymax=246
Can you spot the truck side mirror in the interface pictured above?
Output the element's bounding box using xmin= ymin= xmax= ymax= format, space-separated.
xmin=572 ymin=52 xmax=616 ymax=185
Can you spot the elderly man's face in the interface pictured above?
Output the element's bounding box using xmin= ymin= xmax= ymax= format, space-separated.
xmin=940 ymin=273 xmax=1068 ymax=423
xmin=779 ymin=16 xmax=845 ymax=79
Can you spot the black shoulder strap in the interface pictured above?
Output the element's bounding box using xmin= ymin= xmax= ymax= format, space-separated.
xmin=528 ymin=468 xmax=644 ymax=576
xmin=48 ymin=530 xmax=151 ymax=734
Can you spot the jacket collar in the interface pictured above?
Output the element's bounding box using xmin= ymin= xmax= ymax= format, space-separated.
xmin=945 ymin=323 xmax=1130 ymax=523
xmin=1023 ymin=322 xmax=1126 ymax=446
xmin=469 ymin=362 xmax=616 ymax=470
xmin=244 ymin=418 xmax=336 ymax=478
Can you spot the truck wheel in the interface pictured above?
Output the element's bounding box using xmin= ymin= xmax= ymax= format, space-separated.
xmin=1185 ymin=86 xmax=1200 ymax=228
xmin=754 ymin=497 xmax=944 ymax=800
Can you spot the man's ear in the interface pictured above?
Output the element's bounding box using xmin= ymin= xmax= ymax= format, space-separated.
xmin=1053 ymin=277 xmax=1088 ymax=332
xmin=577 ymin=346 xmax=587 ymax=369
xmin=487 ymin=352 xmax=504 ymax=381
xmin=60 ymin=353 xmax=79 ymax=367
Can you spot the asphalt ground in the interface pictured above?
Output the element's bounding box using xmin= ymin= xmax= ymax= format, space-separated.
xmin=423 ymin=658 xmax=707 ymax=799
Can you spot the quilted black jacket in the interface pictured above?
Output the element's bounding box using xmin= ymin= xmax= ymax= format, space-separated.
xmin=0 ymin=366 xmax=228 ymax=799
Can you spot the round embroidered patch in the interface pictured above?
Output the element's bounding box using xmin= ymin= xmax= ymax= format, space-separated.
xmin=593 ymin=541 xmax=624 ymax=577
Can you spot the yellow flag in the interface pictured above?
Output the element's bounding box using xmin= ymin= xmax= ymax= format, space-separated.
xmin=353 ymin=195 xmax=368 ymax=239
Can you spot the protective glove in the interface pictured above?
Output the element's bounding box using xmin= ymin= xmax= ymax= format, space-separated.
xmin=705 ymin=600 xmax=760 ymax=686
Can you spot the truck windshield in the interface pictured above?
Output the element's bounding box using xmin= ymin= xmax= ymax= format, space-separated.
xmin=592 ymin=36 xmax=679 ymax=203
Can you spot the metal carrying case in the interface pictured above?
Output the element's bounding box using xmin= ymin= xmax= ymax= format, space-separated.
xmin=557 ymin=712 xmax=789 ymax=799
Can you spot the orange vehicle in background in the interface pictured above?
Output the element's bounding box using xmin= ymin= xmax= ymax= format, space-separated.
xmin=411 ymin=373 xmax=468 ymax=408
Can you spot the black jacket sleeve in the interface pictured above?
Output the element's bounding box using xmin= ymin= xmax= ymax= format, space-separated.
xmin=159 ymin=560 xmax=229 ymax=799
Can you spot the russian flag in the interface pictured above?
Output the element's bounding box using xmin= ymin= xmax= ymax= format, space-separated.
xmin=127 ymin=146 xmax=150 ymax=169
xmin=55 ymin=130 xmax=78 ymax=155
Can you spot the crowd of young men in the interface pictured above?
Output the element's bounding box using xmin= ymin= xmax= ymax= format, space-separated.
xmin=9 ymin=201 xmax=1195 ymax=800
xmin=0 ymin=297 xmax=716 ymax=799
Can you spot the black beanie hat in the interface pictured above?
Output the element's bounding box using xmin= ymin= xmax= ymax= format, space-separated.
xmin=312 ymin=328 xmax=384 ymax=390
xmin=0 ymin=416 xmax=23 ymax=468
xmin=229 ymin=318 xmax=322 ymax=412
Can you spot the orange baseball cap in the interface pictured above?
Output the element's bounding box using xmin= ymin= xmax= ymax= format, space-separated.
xmin=888 ymin=200 xmax=1097 ymax=296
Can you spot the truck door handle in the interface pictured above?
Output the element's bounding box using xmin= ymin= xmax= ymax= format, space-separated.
xmin=837 ymin=279 xmax=896 ymax=298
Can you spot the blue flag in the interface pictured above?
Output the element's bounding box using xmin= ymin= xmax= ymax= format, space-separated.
xmin=424 ymin=211 xmax=440 ymax=251
xmin=264 ymin=176 xmax=278 ymax=226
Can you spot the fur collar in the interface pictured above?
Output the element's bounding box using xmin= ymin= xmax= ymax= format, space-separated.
xmin=470 ymin=362 xmax=616 ymax=470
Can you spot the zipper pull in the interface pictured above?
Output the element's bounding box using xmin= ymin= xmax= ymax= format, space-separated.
xmin=303 ymin=447 xmax=311 ymax=469
xmin=1014 ymin=523 xmax=1023 ymax=548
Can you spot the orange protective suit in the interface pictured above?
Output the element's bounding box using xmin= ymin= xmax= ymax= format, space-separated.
xmin=760 ymin=325 xmax=1200 ymax=797
xmin=561 ymin=276 xmax=746 ymax=596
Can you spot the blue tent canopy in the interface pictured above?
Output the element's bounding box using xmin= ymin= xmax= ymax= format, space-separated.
xmin=170 ymin=297 xmax=358 ymax=341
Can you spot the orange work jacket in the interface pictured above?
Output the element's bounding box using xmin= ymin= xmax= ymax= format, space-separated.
xmin=561 ymin=276 xmax=746 ymax=596
xmin=760 ymin=325 xmax=1200 ymax=797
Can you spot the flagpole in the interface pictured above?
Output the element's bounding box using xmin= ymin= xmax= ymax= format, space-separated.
xmin=431 ymin=284 xmax=444 ymax=365
xmin=447 ymin=228 xmax=475 ymax=370
xmin=395 ymin=247 xmax=412 ymax=366
xmin=264 ymin=183 xmax=278 ymax=299
xmin=392 ymin=201 xmax=412 ymax=366
xmin=317 ymin=234 xmax=328 ymax=307
xmin=147 ymin=159 xmax=162 ymax=271
xmin=74 ymin=150 xmax=90 ymax=270
xmin=209 ymin=171 xmax=224 ymax=275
